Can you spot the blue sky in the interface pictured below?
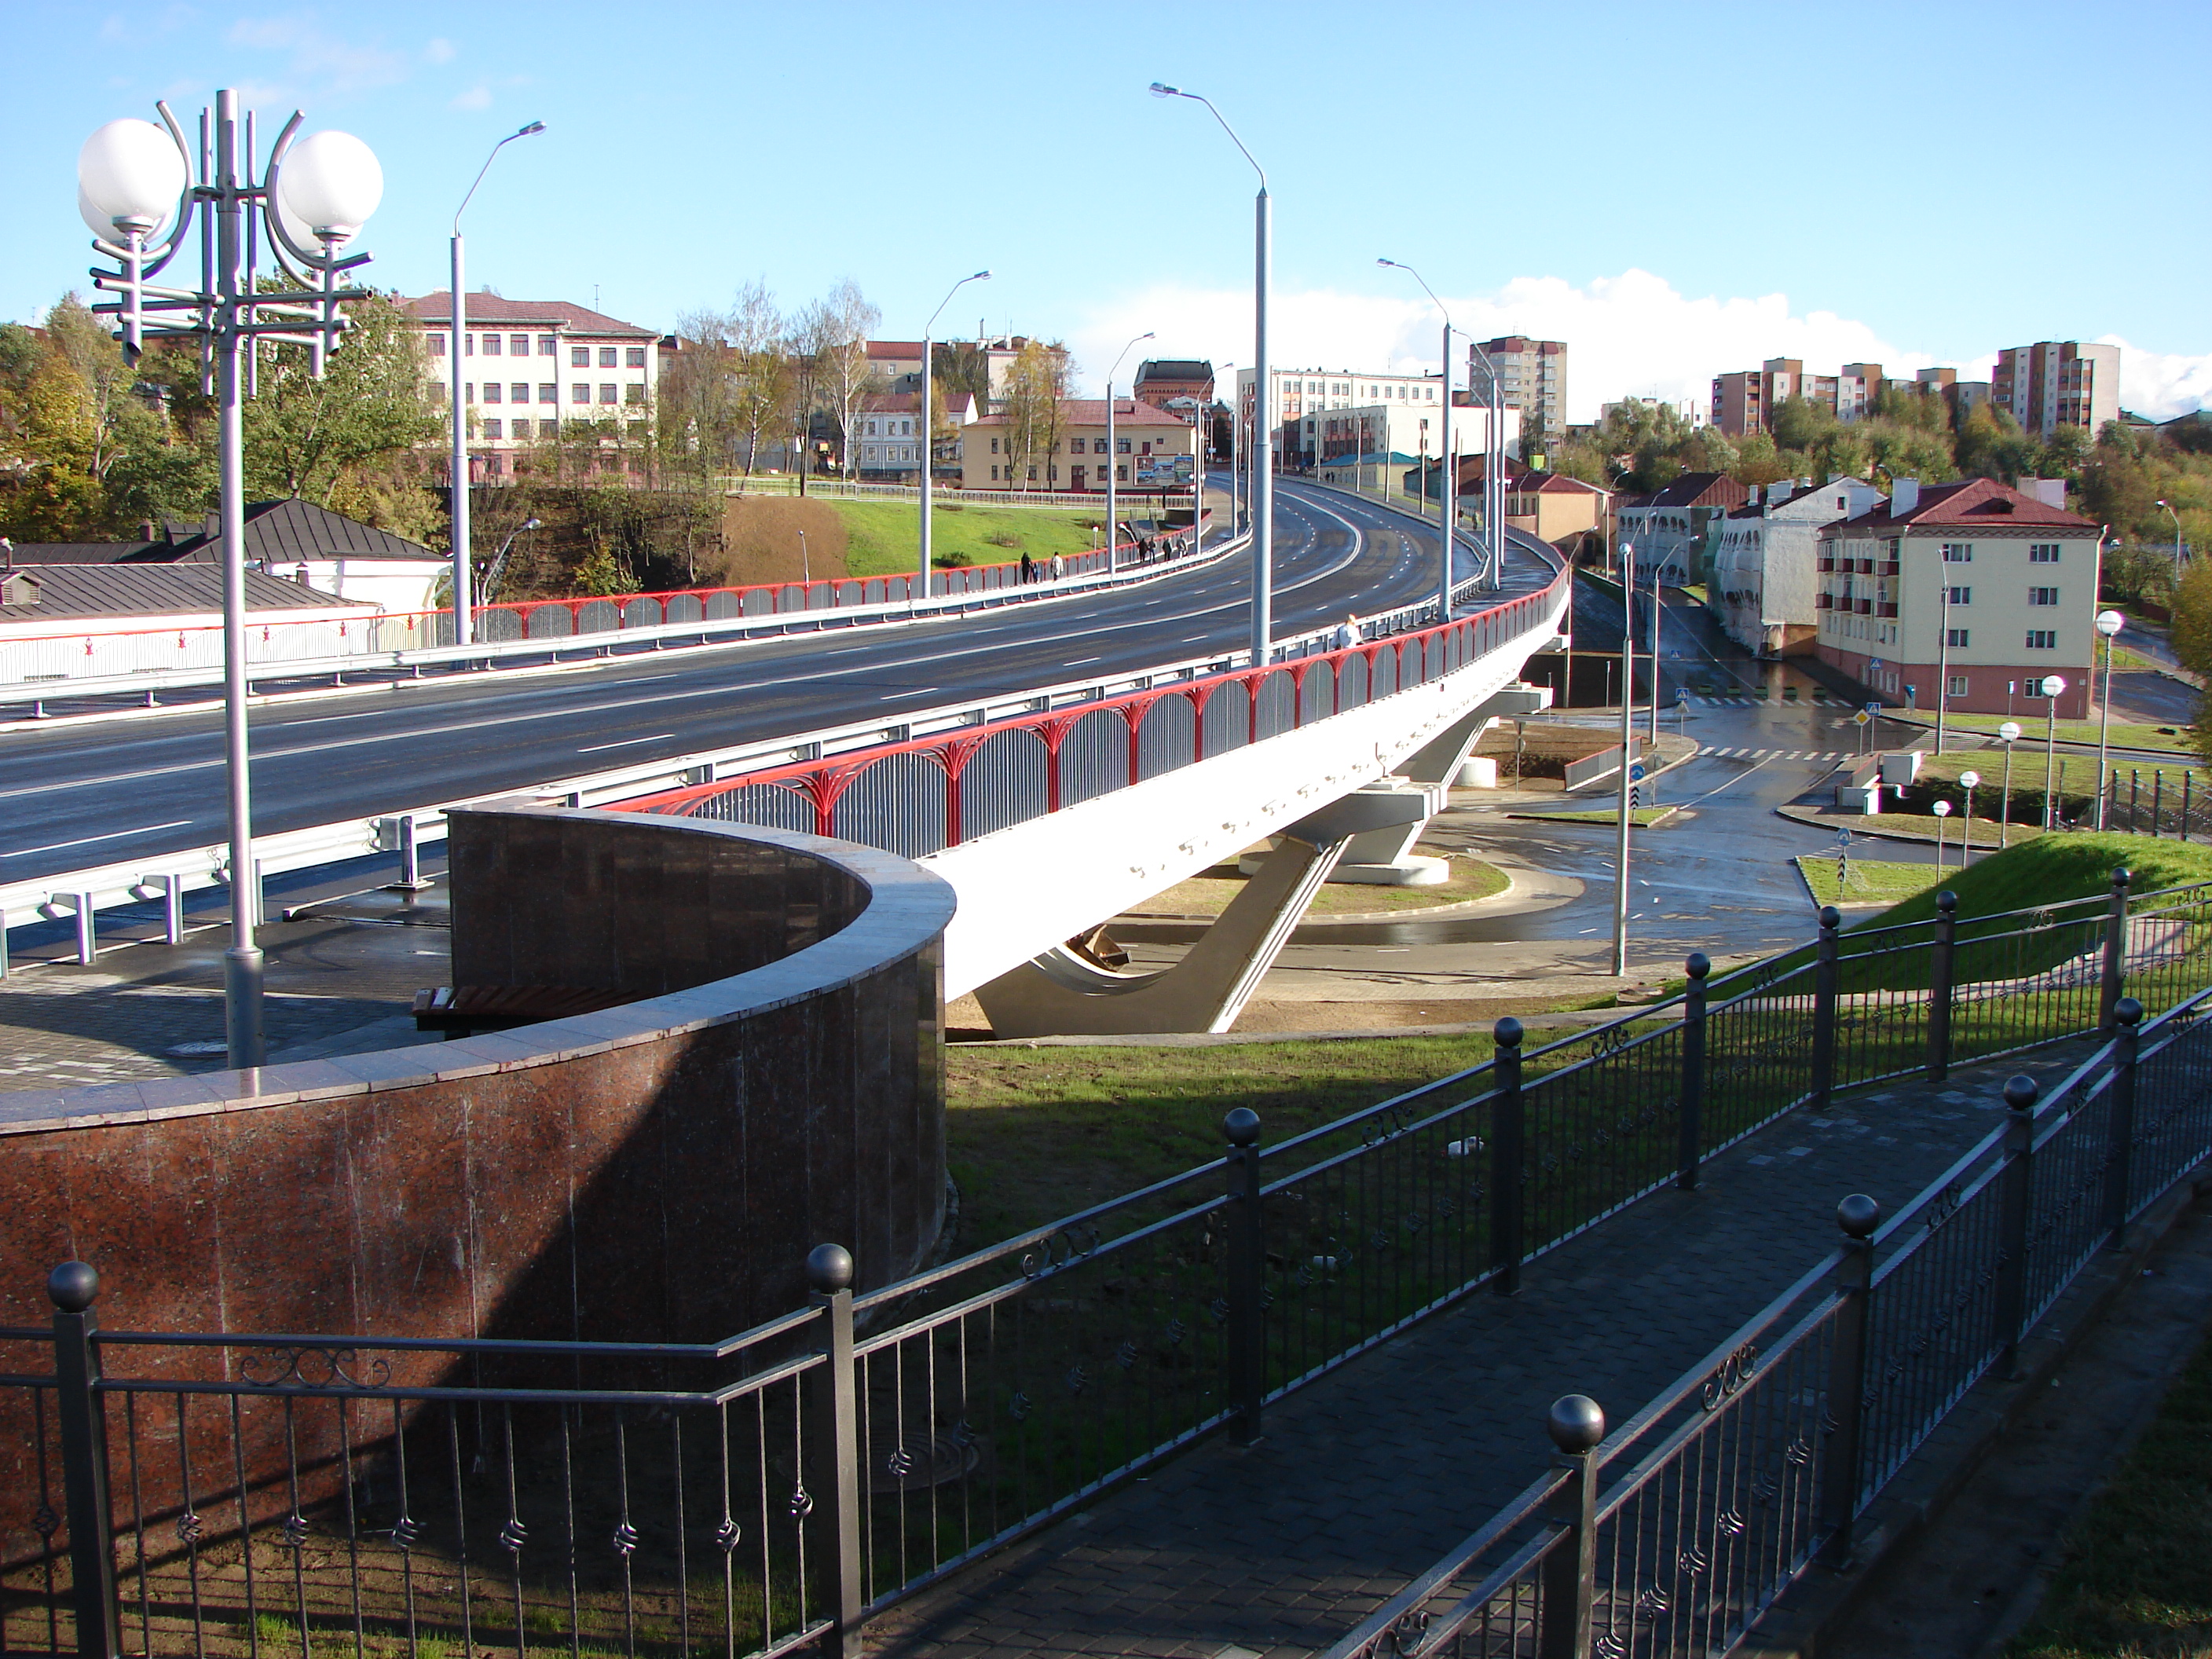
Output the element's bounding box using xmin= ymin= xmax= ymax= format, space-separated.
xmin=7 ymin=0 xmax=2209 ymax=419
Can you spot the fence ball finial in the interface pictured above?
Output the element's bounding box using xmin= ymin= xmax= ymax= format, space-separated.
xmin=1224 ymin=1107 xmax=1261 ymax=1147
xmin=1685 ymin=951 xmax=1710 ymax=980
xmin=1493 ymin=1016 xmax=1524 ymax=1050
xmin=1836 ymin=1194 xmax=1881 ymax=1239
xmin=805 ymin=1243 xmax=854 ymax=1295
xmin=47 ymin=1260 xmax=99 ymax=1313
xmin=2002 ymin=1075 xmax=2040 ymax=1115
xmin=1937 ymin=890 xmax=1957 ymax=915
xmin=2114 ymin=996 xmax=2144 ymax=1027
xmin=1547 ymin=1393 xmax=1606 ymax=1454
xmin=1818 ymin=906 xmax=1841 ymax=931
xmin=2112 ymin=866 xmax=2132 ymax=891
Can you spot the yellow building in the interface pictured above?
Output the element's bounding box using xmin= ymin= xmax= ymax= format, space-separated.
xmin=958 ymin=397 xmax=1196 ymax=493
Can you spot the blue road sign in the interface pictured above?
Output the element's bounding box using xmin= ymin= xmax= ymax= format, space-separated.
xmin=1629 ymin=763 xmax=1647 ymax=782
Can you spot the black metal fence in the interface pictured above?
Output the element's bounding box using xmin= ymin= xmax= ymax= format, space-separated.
xmin=5 ymin=873 xmax=2212 ymax=1659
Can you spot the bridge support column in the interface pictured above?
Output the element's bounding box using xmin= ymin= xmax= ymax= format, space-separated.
xmin=974 ymin=793 xmax=1401 ymax=1038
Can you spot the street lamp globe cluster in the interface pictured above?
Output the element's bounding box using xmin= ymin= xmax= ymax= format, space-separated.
xmin=77 ymin=91 xmax=386 ymax=1070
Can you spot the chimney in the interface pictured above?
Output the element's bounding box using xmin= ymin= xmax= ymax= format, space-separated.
xmin=1891 ymin=478 xmax=1921 ymax=515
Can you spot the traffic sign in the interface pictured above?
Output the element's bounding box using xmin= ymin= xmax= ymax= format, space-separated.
xmin=1836 ymin=829 xmax=1855 ymax=847
xmin=1629 ymin=763 xmax=1647 ymax=782
xmin=1853 ymin=710 xmax=1871 ymax=726
xmin=1864 ymin=701 xmax=1881 ymax=715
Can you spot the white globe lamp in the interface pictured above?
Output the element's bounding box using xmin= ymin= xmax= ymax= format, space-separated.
xmin=76 ymin=117 xmax=185 ymax=237
xmin=277 ymin=130 xmax=384 ymax=241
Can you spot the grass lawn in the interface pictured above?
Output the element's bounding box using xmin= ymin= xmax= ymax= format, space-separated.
xmin=1509 ymin=806 xmax=1680 ymax=826
xmin=1921 ymin=709 xmax=2198 ymax=756
xmin=1914 ymin=752 xmax=2207 ymax=826
xmin=1805 ymin=804 xmax=2039 ymax=851
xmin=1795 ymin=856 xmax=1943 ymax=906
xmin=825 ymin=500 xmax=1114 ymax=577
xmin=2008 ymin=1326 xmax=2212 ymax=1657
xmin=1130 ymin=853 xmax=1510 ymax=917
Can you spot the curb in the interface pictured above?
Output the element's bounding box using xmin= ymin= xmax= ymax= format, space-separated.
xmin=1738 ymin=1162 xmax=2212 ymax=1659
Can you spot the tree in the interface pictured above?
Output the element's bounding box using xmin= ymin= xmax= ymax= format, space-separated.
xmin=815 ymin=279 xmax=881 ymax=479
xmin=999 ymin=339 xmax=1069 ymax=490
xmin=727 ymin=279 xmax=790 ymax=482
xmin=241 ymin=289 xmax=439 ymax=504
xmin=1767 ymin=394 xmax=1834 ymax=454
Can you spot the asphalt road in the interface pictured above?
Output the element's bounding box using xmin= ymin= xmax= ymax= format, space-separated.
xmin=1 ymin=482 xmax=1538 ymax=889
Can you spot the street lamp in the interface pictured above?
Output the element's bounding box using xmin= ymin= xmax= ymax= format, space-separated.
xmin=797 ymin=526 xmax=809 ymax=585
xmin=1377 ymin=258 xmax=1456 ymax=621
xmin=2157 ymin=498 xmax=2183 ymax=580
xmin=1932 ymin=798 xmax=1952 ymax=873
xmin=916 ymin=269 xmax=991 ymax=599
xmin=2095 ymin=609 xmax=2125 ymax=829
xmin=1154 ymin=82 xmax=1272 ymax=665
xmin=1998 ymin=720 xmax=2021 ymax=849
xmin=1462 ymin=339 xmax=1506 ymax=589
xmin=448 ymin=119 xmax=547 ymax=648
xmin=80 ymin=92 xmax=383 ymax=1068
xmin=1104 ymin=330 xmax=1155 ymax=575
xmin=480 ymin=515 xmax=542 ymax=606
xmin=1936 ymin=560 xmax=1954 ymax=755
xmin=2039 ymin=676 xmax=2068 ymax=829
xmin=1959 ymin=770 xmax=1981 ymax=863
xmin=1612 ymin=540 xmax=1636 ymax=975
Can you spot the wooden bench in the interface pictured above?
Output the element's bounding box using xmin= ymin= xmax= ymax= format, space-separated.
xmin=412 ymin=984 xmax=628 ymax=1038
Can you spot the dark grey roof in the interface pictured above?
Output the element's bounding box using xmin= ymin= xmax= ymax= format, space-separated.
xmin=1 ymin=540 xmax=165 ymax=566
xmin=1136 ymin=359 xmax=1214 ymax=382
xmin=0 ymin=565 xmax=365 ymax=624
xmin=157 ymin=500 xmax=438 ymax=564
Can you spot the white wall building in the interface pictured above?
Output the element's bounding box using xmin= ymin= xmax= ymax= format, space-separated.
xmin=1236 ymin=367 xmax=1449 ymax=470
xmin=403 ymin=294 xmax=664 ymax=480
xmin=1710 ymin=476 xmax=1884 ymax=657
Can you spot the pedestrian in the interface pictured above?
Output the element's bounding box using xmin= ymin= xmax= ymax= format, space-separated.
xmin=1020 ymin=551 xmax=1034 ymax=584
xmin=1049 ymin=552 xmax=1064 ymax=581
xmin=1333 ymin=613 xmax=1362 ymax=650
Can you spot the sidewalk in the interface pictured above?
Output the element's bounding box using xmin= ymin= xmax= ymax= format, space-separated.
xmin=865 ymin=1047 xmax=2086 ymax=1658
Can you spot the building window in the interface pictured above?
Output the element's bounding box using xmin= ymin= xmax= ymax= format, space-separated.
xmin=2029 ymin=542 xmax=2061 ymax=562
xmin=624 ymin=383 xmax=644 ymax=405
xmin=571 ymin=347 xmax=590 ymax=368
xmin=483 ymin=383 xmax=501 ymax=404
xmin=2026 ymin=629 xmax=2058 ymax=650
xmin=990 ymin=466 xmax=998 ymax=481
xmin=991 ymin=438 xmax=999 ymax=453
xmin=1947 ymin=675 xmax=1968 ymax=698
xmin=463 ymin=383 xmax=474 ymax=403
xmin=1094 ymin=438 xmax=1108 ymax=453
xmin=625 ymin=346 xmax=646 ymax=368
xmin=599 ymin=384 xmax=617 ymax=404
xmin=572 ymin=384 xmax=591 ymax=404
xmin=540 ymin=383 xmax=557 ymax=404
xmin=599 ymin=347 xmax=617 ymax=368
xmin=2028 ymin=587 xmax=2060 ymax=606
xmin=428 ymin=334 xmax=446 ymax=356
xmin=463 ymin=334 xmax=474 ymax=356
xmin=1947 ymin=628 xmax=1970 ymax=648
xmin=1941 ymin=542 xmax=1972 ymax=562
xmin=484 ymin=419 xmax=502 ymax=439
xmin=511 ymin=419 xmax=530 ymax=439
xmin=482 ymin=334 xmax=501 ymax=356
xmin=1116 ymin=438 xmax=1130 ymax=454
xmin=1946 ymin=585 xmax=1970 ymax=605
xmin=510 ymin=335 xmax=529 ymax=355
xmin=539 ymin=335 xmax=558 ymax=356
xmin=1115 ymin=463 xmax=1127 ymax=482
xmin=430 ymin=380 xmax=445 ymax=401
xmin=1027 ymin=466 xmax=1038 ymax=481
xmin=510 ymin=383 xmax=528 ymax=402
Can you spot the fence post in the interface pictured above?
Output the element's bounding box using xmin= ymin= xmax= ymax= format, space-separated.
xmin=1223 ymin=1107 xmax=1265 ymax=1445
xmin=49 ymin=1261 xmax=118 ymax=1659
xmin=1538 ymin=1394 xmax=1605 ymax=1659
xmin=1811 ymin=906 xmax=1841 ymax=1110
xmin=1927 ymin=890 xmax=1958 ymax=1082
xmin=1490 ymin=1017 xmax=1525 ymax=1297
xmin=1677 ymin=953 xmax=1709 ymax=1190
xmin=2100 ymin=867 xmax=2132 ymax=1032
xmin=804 ymin=1244 xmax=864 ymax=1658
xmin=1991 ymin=1076 xmax=2040 ymax=1379
xmin=2102 ymin=998 xmax=2144 ymax=1248
xmin=1818 ymin=1195 xmax=1881 ymax=1566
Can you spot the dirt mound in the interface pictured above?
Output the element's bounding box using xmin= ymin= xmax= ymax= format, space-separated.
xmin=718 ymin=495 xmax=850 ymax=586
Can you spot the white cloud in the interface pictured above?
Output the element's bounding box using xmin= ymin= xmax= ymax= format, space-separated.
xmin=1072 ymin=268 xmax=2009 ymax=423
xmin=449 ymin=83 xmax=493 ymax=111
xmin=423 ymin=36 xmax=456 ymax=64
xmin=2103 ymin=335 xmax=2212 ymax=421
xmin=224 ymin=15 xmax=411 ymax=97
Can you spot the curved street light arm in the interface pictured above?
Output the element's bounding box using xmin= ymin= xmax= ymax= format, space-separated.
xmin=926 ymin=269 xmax=991 ymax=338
xmin=1152 ymin=85 xmax=1266 ymax=190
xmin=454 ymin=121 xmax=546 ymax=237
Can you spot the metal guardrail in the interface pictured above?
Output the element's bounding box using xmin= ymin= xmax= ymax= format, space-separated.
xmin=0 ymin=529 xmax=1216 ymax=712
xmin=4 ymin=872 xmax=2206 ymax=1659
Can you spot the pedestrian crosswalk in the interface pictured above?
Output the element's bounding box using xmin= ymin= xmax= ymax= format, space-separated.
xmin=1702 ymin=746 xmax=1855 ymax=762
xmin=1687 ymin=694 xmax=1853 ymax=708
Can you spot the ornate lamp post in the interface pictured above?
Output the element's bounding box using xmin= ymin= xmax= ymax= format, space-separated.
xmin=1377 ymin=259 xmax=1458 ymax=622
xmin=1932 ymin=798 xmax=1952 ymax=873
xmin=1153 ymin=82 xmax=1272 ymax=664
xmin=1959 ymin=769 xmax=1981 ymax=863
xmin=2095 ymin=609 xmax=2125 ymax=829
xmin=1998 ymin=720 xmax=2021 ymax=848
xmin=80 ymin=93 xmax=383 ymax=1068
xmin=917 ymin=269 xmax=991 ymax=595
xmin=2038 ymin=676 xmax=2068 ymax=830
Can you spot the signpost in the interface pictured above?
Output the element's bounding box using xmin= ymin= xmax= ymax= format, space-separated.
xmin=1836 ymin=827 xmax=1853 ymax=896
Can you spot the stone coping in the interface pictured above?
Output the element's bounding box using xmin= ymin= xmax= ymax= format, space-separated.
xmin=0 ymin=808 xmax=955 ymax=1138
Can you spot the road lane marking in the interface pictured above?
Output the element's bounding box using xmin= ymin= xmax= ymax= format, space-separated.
xmin=576 ymin=732 xmax=676 ymax=753
xmin=6 ymin=819 xmax=194 ymax=858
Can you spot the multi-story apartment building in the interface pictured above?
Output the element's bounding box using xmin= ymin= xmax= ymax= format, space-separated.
xmin=1814 ymin=477 xmax=2101 ymax=719
xmin=1710 ymin=357 xmax=1847 ymax=436
xmin=1614 ymin=472 xmax=1749 ymax=584
xmin=403 ymin=293 xmax=662 ymax=480
xmin=1236 ymin=367 xmax=1447 ymax=470
xmin=1710 ymin=476 xmax=1884 ymax=657
xmin=956 ymin=397 xmax=1196 ymax=493
xmin=1474 ymin=337 xmax=1567 ymax=444
xmin=1993 ymin=341 xmax=2121 ymax=438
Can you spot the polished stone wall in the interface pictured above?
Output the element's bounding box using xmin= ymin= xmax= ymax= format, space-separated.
xmin=0 ymin=807 xmax=953 ymax=1555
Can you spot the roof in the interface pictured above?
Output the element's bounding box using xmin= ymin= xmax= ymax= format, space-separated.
xmin=1135 ymin=359 xmax=1214 ymax=382
xmin=1642 ymin=471 xmax=1749 ymax=510
xmin=5 ymin=501 xmax=434 ymax=569
xmin=399 ymin=292 xmax=659 ymax=339
xmin=1824 ymin=477 xmax=2099 ymax=534
xmin=968 ymin=398 xmax=1190 ymax=429
xmin=1 ymin=540 xmax=164 ymax=566
xmin=867 ymin=340 xmax=926 ymax=361
xmin=0 ymin=565 xmax=366 ymax=624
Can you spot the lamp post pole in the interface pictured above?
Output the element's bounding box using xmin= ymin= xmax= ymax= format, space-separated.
xmin=1998 ymin=721 xmax=2020 ymax=849
xmin=1104 ymin=331 xmax=1154 ymax=576
xmin=1155 ymin=82 xmax=1270 ymax=664
xmin=2095 ymin=610 xmax=2124 ymax=830
xmin=1613 ymin=540 xmax=1636 ymax=976
xmin=1935 ymin=569 xmax=1951 ymax=755
xmin=917 ymin=270 xmax=991 ymax=599
xmin=79 ymin=93 xmax=383 ymax=1067
xmin=1959 ymin=771 xmax=1981 ymax=863
xmin=2158 ymin=498 xmax=2183 ymax=580
xmin=449 ymin=120 xmax=546 ymax=648
xmin=2041 ymin=676 xmax=2068 ymax=829
xmin=1377 ymin=259 xmax=1456 ymax=621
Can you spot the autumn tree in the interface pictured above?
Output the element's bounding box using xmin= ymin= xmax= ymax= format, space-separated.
xmin=998 ymin=339 xmax=1071 ymax=489
xmin=814 ymin=279 xmax=881 ymax=479
xmin=241 ymin=289 xmax=439 ymax=504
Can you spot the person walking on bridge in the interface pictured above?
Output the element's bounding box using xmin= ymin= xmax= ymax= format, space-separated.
xmin=1019 ymin=551 xmax=1035 ymax=584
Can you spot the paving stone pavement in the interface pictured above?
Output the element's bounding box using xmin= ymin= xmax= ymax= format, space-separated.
xmin=866 ymin=1046 xmax=2097 ymax=1659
